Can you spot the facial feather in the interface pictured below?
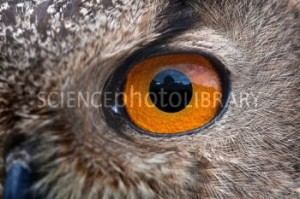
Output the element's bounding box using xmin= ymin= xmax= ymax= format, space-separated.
xmin=0 ymin=0 xmax=299 ymax=198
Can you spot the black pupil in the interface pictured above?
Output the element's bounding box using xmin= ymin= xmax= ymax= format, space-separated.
xmin=149 ymin=69 xmax=193 ymax=113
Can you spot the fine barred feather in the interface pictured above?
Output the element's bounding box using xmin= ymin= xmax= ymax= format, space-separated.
xmin=0 ymin=0 xmax=299 ymax=198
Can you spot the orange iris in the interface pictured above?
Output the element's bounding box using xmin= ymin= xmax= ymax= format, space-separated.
xmin=123 ymin=54 xmax=222 ymax=134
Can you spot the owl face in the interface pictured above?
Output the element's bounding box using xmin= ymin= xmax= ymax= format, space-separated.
xmin=0 ymin=0 xmax=299 ymax=198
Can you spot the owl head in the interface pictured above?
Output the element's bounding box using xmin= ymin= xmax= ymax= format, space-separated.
xmin=0 ymin=0 xmax=299 ymax=198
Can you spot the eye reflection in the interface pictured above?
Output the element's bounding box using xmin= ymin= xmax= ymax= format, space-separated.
xmin=149 ymin=69 xmax=193 ymax=113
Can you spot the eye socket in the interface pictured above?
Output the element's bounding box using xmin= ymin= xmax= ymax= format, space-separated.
xmin=121 ymin=53 xmax=229 ymax=135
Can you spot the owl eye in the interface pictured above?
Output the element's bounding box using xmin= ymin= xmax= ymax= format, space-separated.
xmin=120 ymin=53 xmax=230 ymax=135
